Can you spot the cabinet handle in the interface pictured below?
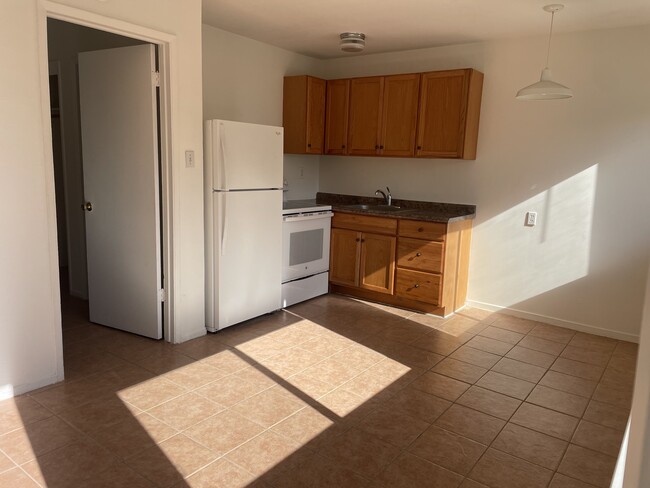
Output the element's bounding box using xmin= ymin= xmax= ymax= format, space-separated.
xmin=417 ymin=146 xmax=422 ymax=150
xmin=341 ymin=144 xmax=346 ymax=149
xmin=307 ymin=143 xmax=312 ymax=148
xmin=416 ymin=252 xmax=422 ymax=257
xmin=418 ymin=227 xmax=424 ymax=232
xmin=375 ymin=145 xmax=379 ymax=150
xmin=355 ymin=238 xmax=360 ymax=242
xmin=414 ymin=284 xmax=420 ymax=288
xmin=380 ymin=145 xmax=384 ymax=149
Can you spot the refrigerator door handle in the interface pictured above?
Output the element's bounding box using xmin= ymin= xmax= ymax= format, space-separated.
xmin=218 ymin=122 xmax=228 ymax=190
xmin=221 ymin=193 xmax=228 ymax=256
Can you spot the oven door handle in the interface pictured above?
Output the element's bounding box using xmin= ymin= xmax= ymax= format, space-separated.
xmin=283 ymin=212 xmax=333 ymax=223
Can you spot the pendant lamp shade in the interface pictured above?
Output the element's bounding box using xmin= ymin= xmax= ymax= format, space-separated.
xmin=516 ymin=4 xmax=573 ymax=101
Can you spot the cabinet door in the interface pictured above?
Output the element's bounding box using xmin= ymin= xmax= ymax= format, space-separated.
xmin=325 ymin=79 xmax=350 ymax=155
xmin=380 ymin=74 xmax=420 ymax=157
xmin=330 ymin=228 xmax=361 ymax=287
xmin=347 ymin=77 xmax=384 ymax=156
xmin=360 ymin=233 xmax=396 ymax=294
xmin=416 ymin=69 xmax=469 ymax=158
xmin=306 ymin=77 xmax=326 ymax=154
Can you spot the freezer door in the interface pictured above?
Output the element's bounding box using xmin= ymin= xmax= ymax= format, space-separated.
xmin=210 ymin=120 xmax=284 ymax=190
xmin=213 ymin=190 xmax=282 ymax=329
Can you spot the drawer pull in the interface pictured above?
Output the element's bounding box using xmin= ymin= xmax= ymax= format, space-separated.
xmin=414 ymin=283 xmax=420 ymax=288
xmin=355 ymin=238 xmax=360 ymax=242
xmin=418 ymin=227 xmax=424 ymax=232
xmin=416 ymin=252 xmax=422 ymax=257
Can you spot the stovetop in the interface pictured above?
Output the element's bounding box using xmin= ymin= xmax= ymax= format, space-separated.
xmin=282 ymin=199 xmax=332 ymax=215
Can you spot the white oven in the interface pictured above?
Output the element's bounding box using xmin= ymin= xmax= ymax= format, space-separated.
xmin=281 ymin=203 xmax=332 ymax=307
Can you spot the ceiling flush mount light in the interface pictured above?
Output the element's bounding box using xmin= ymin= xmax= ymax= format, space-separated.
xmin=340 ymin=32 xmax=366 ymax=53
xmin=516 ymin=4 xmax=573 ymax=100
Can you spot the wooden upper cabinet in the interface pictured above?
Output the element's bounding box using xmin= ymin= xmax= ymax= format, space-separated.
xmin=380 ymin=74 xmax=420 ymax=157
xmin=347 ymin=77 xmax=384 ymax=156
xmin=283 ymin=75 xmax=326 ymax=154
xmin=324 ymin=79 xmax=350 ymax=155
xmin=416 ymin=69 xmax=483 ymax=160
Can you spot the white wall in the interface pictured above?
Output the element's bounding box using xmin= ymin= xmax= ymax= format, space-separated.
xmin=202 ymin=24 xmax=321 ymax=200
xmin=0 ymin=0 xmax=204 ymax=398
xmin=47 ymin=19 xmax=145 ymax=298
xmin=318 ymin=25 xmax=650 ymax=340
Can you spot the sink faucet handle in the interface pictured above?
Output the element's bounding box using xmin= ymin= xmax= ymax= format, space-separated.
xmin=386 ymin=187 xmax=392 ymax=205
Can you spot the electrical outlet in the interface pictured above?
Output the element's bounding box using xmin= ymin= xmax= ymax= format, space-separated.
xmin=525 ymin=211 xmax=538 ymax=227
xmin=298 ymin=166 xmax=304 ymax=179
xmin=185 ymin=150 xmax=195 ymax=168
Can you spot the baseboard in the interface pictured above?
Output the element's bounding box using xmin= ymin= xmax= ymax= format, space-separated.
xmin=1 ymin=372 xmax=64 ymax=400
xmin=467 ymin=300 xmax=640 ymax=343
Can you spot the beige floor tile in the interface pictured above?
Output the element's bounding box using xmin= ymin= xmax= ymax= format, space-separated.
xmin=382 ymin=387 xmax=451 ymax=423
xmin=171 ymin=335 xmax=230 ymax=361
xmin=271 ymin=406 xmax=338 ymax=446
xmin=539 ymin=371 xmax=598 ymax=398
xmin=118 ymin=376 xmax=186 ymax=411
xmin=226 ymin=430 xmax=302 ymax=477
xmin=527 ymin=385 xmax=588 ymax=417
xmin=506 ymin=345 xmax=556 ymax=368
xmin=285 ymin=372 xmax=335 ymax=399
xmin=550 ymin=357 xmax=605 ymax=382
xmin=468 ymin=448 xmax=554 ymax=488
xmin=318 ymin=388 xmax=368 ymax=418
xmin=410 ymin=371 xmax=470 ymax=401
xmin=301 ymin=357 xmax=366 ymax=387
xmin=582 ymin=400 xmax=629 ymax=431
xmin=0 ymin=467 xmax=41 ymax=488
xmin=476 ymin=371 xmax=535 ymax=400
xmin=148 ymin=392 xmax=224 ymax=430
xmin=478 ymin=326 xmax=525 ymax=345
xmin=375 ymin=451 xmax=463 ymax=488
xmin=185 ymin=459 xmax=264 ymax=488
xmin=90 ymin=414 xmax=176 ymax=459
xmin=259 ymin=346 xmax=326 ymax=378
xmin=375 ymin=340 xmax=445 ymax=370
xmin=435 ymin=404 xmax=505 ymax=445
xmin=0 ymin=415 xmax=82 ymax=464
xmin=133 ymin=351 xmax=197 ymax=375
xmin=571 ymin=420 xmax=624 ymax=456
xmin=591 ymin=384 xmax=633 ymax=408
xmin=549 ymin=472 xmax=600 ymax=487
xmin=557 ymin=444 xmax=616 ymax=488
xmin=456 ymin=307 xmax=496 ymax=323
xmin=432 ymin=358 xmax=488 ymax=384
xmin=510 ymin=403 xmax=579 ymax=441
xmin=331 ymin=345 xmax=385 ymax=370
xmin=457 ymin=386 xmax=522 ymax=420
xmin=0 ymin=450 xmax=14 ymax=474
xmin=410 ymin=333 xmax=464 ymax=357
xmin=439 ymin=314 xmax=487 ymax=337
xmin=408 ymin=425 xmax=486 ymax=475
xmin=518 ymin=335 xmax=566 ymax=355
xmin=449 ymin=345 xmax=502 ymax=369
xmin=491 ymin=357 xmax=547 ymax=383
xmin=148 ymin=434 xmax=217 ymax=478
xmin=299 ymin=335 xmax=353 ymax=356
xmin=234 ymin=335 xmax=291 ymax=361
xmin=490 ymin=315 xmax=537 ymax=334
xmin=162 ymin=360 xmax=230 ymax=389
xmin=196 ymin=368 xmax=275 ymax=407
xmin=528 ymin=324 xmax=575 ymax=344
xmin=560 ymin=346 xmax=611 ymax=366
xmin=231 ymin=387 xmax=306 ymax=427
xmin=492 ymin=423 xmax=568 ymax=470
xmin=199 ymin=348 xmax=251 ymax=374
xmin=341 ymin=359 xmax=422 ymax=402
xmin=357 ymin=405 xmax=430 ymax=448
xmin=465 ymin=335 xmax=514 ymax=355
xmin=185 ymin=410 xmax=264 ymax=455
xmin=0 ymin=395 xmax=53 ymax=436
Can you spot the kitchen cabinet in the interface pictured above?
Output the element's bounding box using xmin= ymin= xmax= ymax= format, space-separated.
xmin=416 ymin=69 xmax=484 ymax=160
xmin=330 ymin=211 xmax=473 ymax=316
xmin=283 ymin=75 xmax=326 ymax=154
xmin=347 ymin=77 xmax=384 ymax=156
xmin=324 ymin=79 xmax=350 ymax=155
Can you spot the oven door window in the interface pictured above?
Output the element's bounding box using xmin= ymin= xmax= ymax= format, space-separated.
xmin=290 ymin=229 xmax=324 ymax=266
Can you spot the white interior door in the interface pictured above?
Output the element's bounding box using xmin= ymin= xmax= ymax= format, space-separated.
xmin=78 ymin=44 xmax=162 ymax=339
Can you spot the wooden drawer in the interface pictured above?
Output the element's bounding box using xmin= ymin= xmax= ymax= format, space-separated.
xmin=333 ymin=212 xmax=397 ymax=235
xmin=398 ymin=219 xmax=446 ymax=241
xmin=397 ymin=237 xmax=443 ymax=273
xmin=395 ymin=268 xmax=441 ymax=305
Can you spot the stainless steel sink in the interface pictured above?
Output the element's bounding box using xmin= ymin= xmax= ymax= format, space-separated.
xmin=345 ymin=204 xmax=402 ymax=212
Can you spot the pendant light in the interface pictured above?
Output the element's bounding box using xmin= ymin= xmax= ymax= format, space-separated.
xmin=516 ymin=4 xmax=573 ymax=100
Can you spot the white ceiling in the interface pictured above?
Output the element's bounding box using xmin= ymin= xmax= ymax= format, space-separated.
xmin=202 ymin=0 xmax=650 ymax=59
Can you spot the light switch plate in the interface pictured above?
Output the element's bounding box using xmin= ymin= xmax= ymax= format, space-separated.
xmin=185 ymin=150 xmax=195 ymax=168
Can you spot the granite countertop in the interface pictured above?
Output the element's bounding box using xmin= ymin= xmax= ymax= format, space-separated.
xmin=316 ymin=192 xmax=476 ymax=223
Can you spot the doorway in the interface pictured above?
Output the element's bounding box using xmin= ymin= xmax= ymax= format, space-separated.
xmin=47 ymin=18 xmax=168 ymax=351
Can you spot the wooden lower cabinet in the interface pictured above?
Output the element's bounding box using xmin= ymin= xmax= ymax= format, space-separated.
xmin=330 ymin=212 xmax=472 ymax=316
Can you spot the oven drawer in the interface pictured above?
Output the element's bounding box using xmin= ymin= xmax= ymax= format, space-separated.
xmin=396 ymin=237 xmax=443 ymax=273
xmin=395 ymin=268 xmax=441 ymax=305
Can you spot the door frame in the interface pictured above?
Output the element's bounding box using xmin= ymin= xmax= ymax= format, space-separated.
xmin=36 ymin=1 xmax=178 ymax=358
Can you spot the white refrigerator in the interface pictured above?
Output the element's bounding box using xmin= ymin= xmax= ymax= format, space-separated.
xmin=204 ymin=119 xmax=284 ymax=332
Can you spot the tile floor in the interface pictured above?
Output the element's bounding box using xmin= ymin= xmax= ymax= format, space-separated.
xmin=0 ymin=292 xmax=637 ymax=487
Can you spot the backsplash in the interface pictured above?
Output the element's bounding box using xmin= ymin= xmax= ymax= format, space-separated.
xmin=283 ymin=154 xmax=319 ymax=200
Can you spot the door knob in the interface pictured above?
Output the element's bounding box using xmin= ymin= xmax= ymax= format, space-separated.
xmin=82 ymin=202 xmax=93 ymax=212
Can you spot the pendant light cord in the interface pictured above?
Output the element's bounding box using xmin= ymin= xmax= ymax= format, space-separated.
xmin=546 ymin=10 xmax=555 ymax=68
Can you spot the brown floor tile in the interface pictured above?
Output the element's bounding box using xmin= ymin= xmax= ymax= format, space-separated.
xmin=510 ymin=403 xmax=579 ymax=441
xmin=457 ymin=386 xmax=521 ymax=420
xmin=0 ymin=396 xmax=53 ymax=435
xmin=490 ymin=315 xmax=537 ymax=334
xmin=476 ymin=371 xmax=535 ymax=400
xmin=234 ymin=335 xmax=291 ymax=361
xmin=506 ymin=345 xmax=556 ymax=368
xmin=410 ymin=371 xmax=471 ymax=401
xmin=92 ymin=462 xmax=157 ymax=488
xmin=226 ymin=430 xmax=302 ymax=477
xmin=285 ymin=372 xmax=335 ymax=399
xmin=571 ymin=420 xmax=624 ymax=456
xmin=357 ymin=405 xmax=430 ymax=448
xmin=557 ymin=444 xmax=616 ymax=488
xmin=468 ymin=448 xmax=554 ymax=488
xmin=568 ymin=333 xmax=617 ymax=354
xmin=478 ymin=326 xmax=525 ymax=345
xmin=162 ymin=360 xmax=230 ymax=389
xmin=539 ymin=371 xmax=597 ymax=398
xmin=382 ymin=387 xmax=451 ymax=423
xmin=492 ymin=423 xmax=567 ymax=469
xmin=491 ymin=357 xmax=546 ymax=383
xmin=527 ymin=385 xmax=588 ymax=417
xmin=518 ymin=335 xmax=566 ymax=355
xmin=465 ymin=335 xmax=514 ymax=355
xmin=375 ymin=451 xmax=464 ymax=488
xmin=0 ymin=468 xmax=41 ymax=488
xmin=318 ymin=427 xmax=401 ymax=479
xmin=374 ymin=322 xmax=432 ymax=345
xmin=118 ymin=376 xmax=186 ymax=411
xmin=90 ymin=414 xmax=176 ymax=459
xmin=196 ymin=368 xmax=275 ymax=407
xmin=331 ymin=345 xmax=385 ymax=370
xmin=449 ymin=345 xmax=502 ymax=369
xmin=271 ymin=406 xmax=340 ymax=446
xmin=591 ymin=384 xmax=633 ymax=408
xmin=199 ymin=348 xmax=251 ymax=374
xmin=612 ymin=341 xmax=638 ymax=358
xmin=341 ymin=360 xmax=423 ymax=404
xmin=58 ymin=395 xmax=139 ymax=434
xmin=269 ymin=451 xmax=371 ymax=488
xmin=560 ymin=346 xmax=611 ymax=366
xmin=185 ymin=459 xmax=266 ymax=488
xmin=432 ymin=358 xmax=488 ymax=384
xmin=460 ymin=479 xmax=490 ymax=488
xmin=318 ymin=387 xmax=368 ymax=418
xmin=185 ymin=409 xmax=264 ymax=455
xmin=550 ymin=357 xmax=605 ymax=381
xmin=411 ymin=330 xmax=464 ymax=354
xmin=376 ymin=340 xmax=445 ymax=370
xmin=148 ymin=392 xmax=223 ymax=431
xmin=528 ymin=324 xmax=575 ymax=344
xmin=582 ymin=400 xmax=629 ymax=431
xmin=599 ymin=367 xmax=635 ymax=391
xmin=231 ymin=387 xmax=306 ymax=427
xmin=408 ymin=425 xmax=486 ymax=475
xmin=549 ymin=472 xmax=600 ymax=487
xmin=456 ymin=307 xmax=496 ymax=323
xmin=435 ymin=404 xmax=505 ymax=445
xmin=301 ymin=357 xmax=366 ymax=387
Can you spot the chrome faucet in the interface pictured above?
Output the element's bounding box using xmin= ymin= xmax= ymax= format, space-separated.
xmin=375 ymin=187 xmax=392 ymax=206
